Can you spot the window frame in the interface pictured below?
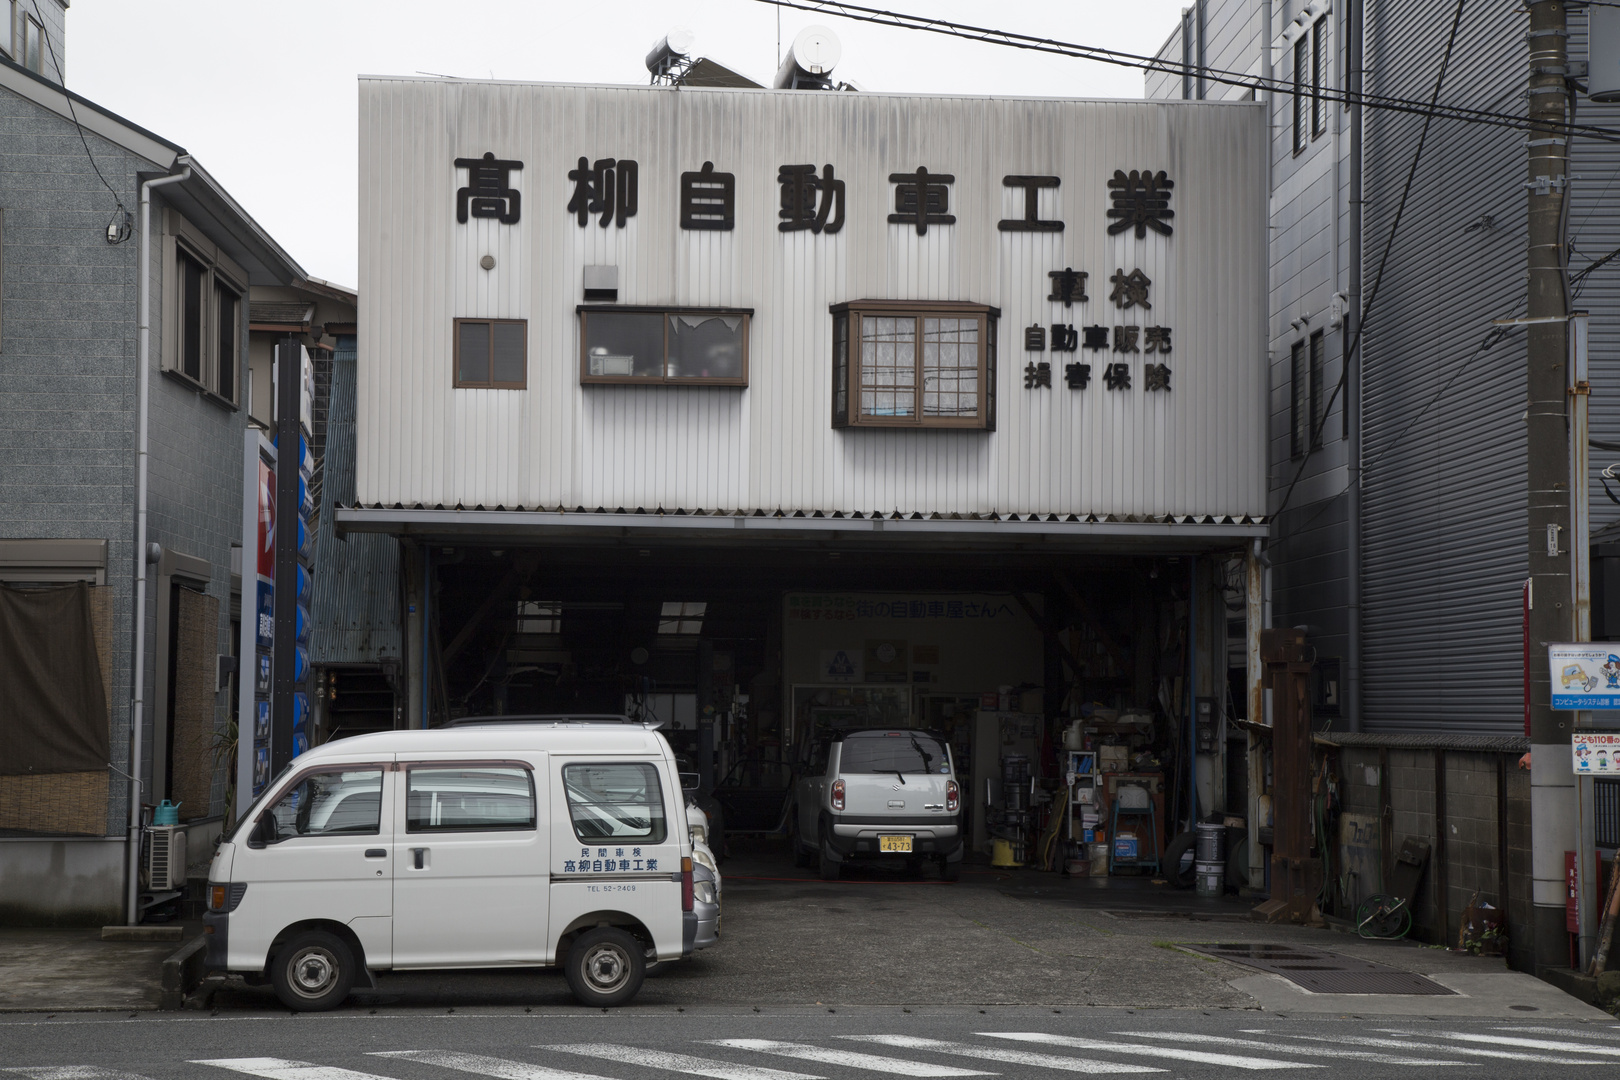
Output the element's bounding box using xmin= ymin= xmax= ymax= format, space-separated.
xmin=576 ymin=305 xmax=752 ymax=387
xmin=1292 ymin=35 xmax=1309 ymax=155
xmin=453 ymin=317 xmax=529 ymax=389
xmin=1308 ymin=329 xmax=1326 ymax=451
xmin=22 ymin=11 xmax=41 ymax=75
xmin=1290 ymin=340 xmax=1308 ymax=459
xmin=0 ymin=2 xmax=14 ymax=61
xmin=1311 ymin=18 xmax=1327 ymax=140
xmin=249 ymin=766 xmax=388 ymax=846
xmin=561 ymin=761 xmax=670 ymax=846
xmin=162 ymin=213 xmax=246 ymax=407
xmin=829 ymin=299 xmax=999 ymax=431
xmin=403 ymin=763 xmax=538 ymax=834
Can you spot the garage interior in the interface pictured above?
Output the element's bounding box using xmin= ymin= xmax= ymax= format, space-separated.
xmin=351 ymin=527 xmax=1263 ymax=890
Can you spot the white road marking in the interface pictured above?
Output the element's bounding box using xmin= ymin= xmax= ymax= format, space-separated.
xmin=193 ymin=1060 xmax=394 ymax=1080
xmin=1497 ymin=1026 xmax=1620 ymax=1042
xmin=371 ymin=1050 xmax=611 ymax=1080
xmin=1376 ymin=1030 xmax=1620 ymax=1058
xmin=542 ymin=1044 xmax=825 ymax=1080
xmin=6 ymin=1070 xmax=161 ymax=1080
xmin=839 ymin=1035 xmax=1162 ymax=1074
xmin=977 ymin=1031 xmax=1318 ymax=1071
xmin=1114 ymin=1030 xmax=1465 ymax=1066
xmin=705 ymin=1040 xmax=992 ymax=1077
xmin=1257 ymin=1032 xmax=1608 ymax=1065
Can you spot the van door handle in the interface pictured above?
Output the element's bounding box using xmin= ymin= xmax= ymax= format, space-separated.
xmin=412 ymin=848 xmax=426 ymax=870
xmin=364 ymin=849 xmax=387 ymax=859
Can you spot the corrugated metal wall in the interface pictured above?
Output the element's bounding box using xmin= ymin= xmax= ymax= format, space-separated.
xmin=311 ymin=336 xmax=403 ymax=665
xmin=357 ymin=81 xmax=1267 ymax=521
xmin=1359 ymin=1 xmax=1529 ymax=732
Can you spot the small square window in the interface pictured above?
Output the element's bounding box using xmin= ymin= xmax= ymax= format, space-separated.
xmin=516 ymin=600 xmax=562 ymax=635
xmin=830 ymin=301 xmax=998 ymax=430
xmin=454 ymin=318 xmax=527 ymax=389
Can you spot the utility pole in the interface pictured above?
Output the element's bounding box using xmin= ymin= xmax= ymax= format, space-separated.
xmin=1526 ymin=0 xmax=1575 ymax=974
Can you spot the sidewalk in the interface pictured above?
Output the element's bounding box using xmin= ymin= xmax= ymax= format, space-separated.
xmin=0 ymin=927 xmax=172 ymax=1012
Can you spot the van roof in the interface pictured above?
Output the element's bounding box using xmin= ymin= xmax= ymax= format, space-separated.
xmin=290 ymin=723 xmax=670 ymax=761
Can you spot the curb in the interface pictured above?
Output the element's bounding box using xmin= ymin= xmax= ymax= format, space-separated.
xmin=159 ymin=936 xmax=207 ymax=1011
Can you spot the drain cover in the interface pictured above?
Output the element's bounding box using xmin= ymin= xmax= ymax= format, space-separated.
xmin=1185 ymin=942 xmax=1456 ymax=995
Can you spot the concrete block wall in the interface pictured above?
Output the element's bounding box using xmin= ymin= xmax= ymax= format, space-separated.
xmin=1328 ymin=741 xmax=1531 ymax=965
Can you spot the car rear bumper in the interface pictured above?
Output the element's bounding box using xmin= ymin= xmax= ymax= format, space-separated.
xmin=824 ymin=815 xmax=962 ymax=860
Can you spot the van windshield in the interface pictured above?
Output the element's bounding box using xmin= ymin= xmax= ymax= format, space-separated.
xmin=562 ymin=762 xmax=668 ymax=843
xmin=839 ymin=733 xmax=951 ymax=775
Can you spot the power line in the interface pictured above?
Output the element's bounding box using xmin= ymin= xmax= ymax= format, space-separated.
xmin=27 ymin=0 xmax=131 ymax=243
xmin=748 ymin=0 xmax=1620 ymax=145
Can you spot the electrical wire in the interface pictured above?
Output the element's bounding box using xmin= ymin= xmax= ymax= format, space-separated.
xmin=1271 ymin=0 xmax=1469 ymax=521
xmin=748 ymin=0 xmax=1620 ymax=145
xmin=26 ymin=0 xmax=131 ymax=242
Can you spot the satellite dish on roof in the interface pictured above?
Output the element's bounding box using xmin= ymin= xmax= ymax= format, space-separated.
xmin=773 ymin=25 xmax=842 ymax=89
xmin=646 ymin=28 xmax=696 ymax=77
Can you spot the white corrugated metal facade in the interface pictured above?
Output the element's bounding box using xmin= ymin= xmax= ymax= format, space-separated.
xmin=357 ymin=78 xmax=1267 ymax=521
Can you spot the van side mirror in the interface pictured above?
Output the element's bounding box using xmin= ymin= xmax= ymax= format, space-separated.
xmin=248 ymin=815 xmax=276 ymax=848
xmin=679 ymin=771 xmax=701 ymax=793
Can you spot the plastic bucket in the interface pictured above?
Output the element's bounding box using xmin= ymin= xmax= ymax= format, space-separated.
xmin=1196 ymin=821 xmax=1225 ymax=864
xmin=1194 ymin=859 xmax=1223 ymax=897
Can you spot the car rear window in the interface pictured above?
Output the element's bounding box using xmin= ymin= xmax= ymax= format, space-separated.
xmin=838 ymin=733 xmax=951 ymax=775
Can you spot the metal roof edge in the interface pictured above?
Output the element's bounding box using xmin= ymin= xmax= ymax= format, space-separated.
xmin=173 ymin=155 xmax=307 ymax=285
xmin=354 ymin=72 xmax=1265 ymax=108
xmin=0 ymin=52 xmax=180 ymax=169
xmin=334 ymin=505 xmax=1267 ymax=543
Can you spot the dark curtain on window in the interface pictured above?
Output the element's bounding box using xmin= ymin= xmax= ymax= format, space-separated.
xmin=0 ymin=582 xmax=109 ymax=775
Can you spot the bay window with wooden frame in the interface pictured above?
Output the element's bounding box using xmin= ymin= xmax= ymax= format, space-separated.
xmin=830 ymin=300 xmax=998 ymax=430
xmin=578 ymin=306 xmax=751 ymax=386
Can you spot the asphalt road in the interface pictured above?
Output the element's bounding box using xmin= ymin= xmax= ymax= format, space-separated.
xmin=3 ymin=1007 xmax=1620 ymax=1080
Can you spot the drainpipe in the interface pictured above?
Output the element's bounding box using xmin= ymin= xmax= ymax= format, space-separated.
xmin=1187 ymin=556 xmax=1199 ymax=832
xmin=127 ymin=166 xmax=191 ymax=926
xmin=1344 ymin=0 xmax=1364 ymax=733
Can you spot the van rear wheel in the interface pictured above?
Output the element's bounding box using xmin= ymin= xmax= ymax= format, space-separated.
xmin=564 ymin=927 xmax=645 ymax=1007
xmin=270 ymin=930 xmax=354 ymax=1012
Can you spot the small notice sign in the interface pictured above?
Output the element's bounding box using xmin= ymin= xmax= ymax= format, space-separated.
xmin=1548 ymin=643 xmax=1620 ymax=709
xmin=1573 ymin=733 xmax=1620 ymax=775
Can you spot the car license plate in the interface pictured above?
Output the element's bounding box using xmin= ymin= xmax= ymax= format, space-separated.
xmin=879 ymin=835 xmax=913 ymax=853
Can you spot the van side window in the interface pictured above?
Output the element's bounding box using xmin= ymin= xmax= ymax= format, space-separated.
xmin=562 ymin=763 xmax=668 ymax=844
xmin=259 ymin=770 xmax=383 ymax=844
xmin=406 ymin=767 xmax=536 ymax=832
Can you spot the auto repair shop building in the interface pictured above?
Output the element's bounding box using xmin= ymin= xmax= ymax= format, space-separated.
xmin=337 ymin=73 xmax=1269 ymax=875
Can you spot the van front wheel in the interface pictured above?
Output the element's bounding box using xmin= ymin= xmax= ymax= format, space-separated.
xmin=271 ymin=930 xmax=354 ymax=1011
xmin=565 ymin=927 xmax=645 ymax=1007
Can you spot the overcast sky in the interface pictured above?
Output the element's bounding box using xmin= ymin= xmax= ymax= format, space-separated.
xmin=67 ymin=0 xmax=1188 ymax=288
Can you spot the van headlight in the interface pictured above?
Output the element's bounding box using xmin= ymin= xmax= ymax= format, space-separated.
xmin=693 ymin=879 xmax=717 ymax=905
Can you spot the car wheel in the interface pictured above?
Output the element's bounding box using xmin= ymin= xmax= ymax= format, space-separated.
xmin=940 ymin=857 xmax=961 ymax=882
xmin=564 ymin=927 xmax=645 ymax=1007
xmin=818 ymin=828 xmax=841 ymax=881
xmin=270 ymin=930 xmax=355 ymax=1012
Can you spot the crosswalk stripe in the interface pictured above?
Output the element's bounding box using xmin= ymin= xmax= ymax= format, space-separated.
xmin=1497 ymin=1026 xmax=1620 ymax=1043
xmin=371 ymin=1051 xmax=612 ymax=1080
xmin=1255 ymin=1032 xmax=1608 ymax=1065
xmin=705 ymin=1040 xmax=992 ymax=1077
xmin=1376 ymin=1029 xmax=1620 ymax=1058
xmin=839 ymin=1035 xmax=1162 ymax=1074
xmin=542 ymin=1045 xmax=825 ymax=1080
xmin=1114 ymin=1030 xmax=1464 ymax=1066
xmin=976 ymin=1032 xmax=1318 ymax=1071
xmin=5 ymin=1070 xmax=161 ymax=1080
xmin=192 ymin=1059 xmax=393 ymax=1080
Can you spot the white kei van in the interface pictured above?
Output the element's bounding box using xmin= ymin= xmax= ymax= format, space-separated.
xmin=202 ymin=718 xmax=709 ymax=1010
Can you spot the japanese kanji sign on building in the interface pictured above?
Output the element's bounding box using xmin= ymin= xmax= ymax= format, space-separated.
xmin=360 ymin=77 xmax=1266 ymax=523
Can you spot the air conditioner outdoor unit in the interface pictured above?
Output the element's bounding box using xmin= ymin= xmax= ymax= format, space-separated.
xmin=145 ymin=824 xmax=187 ymax=891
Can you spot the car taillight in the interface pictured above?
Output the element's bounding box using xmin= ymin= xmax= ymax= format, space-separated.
xmin=681 ymin=857 xmax=694 ymax=912
xmin=832 ymin=779 xmax=845 ymax=811
xmin=946 ymin=780 xmax=959 ymax=813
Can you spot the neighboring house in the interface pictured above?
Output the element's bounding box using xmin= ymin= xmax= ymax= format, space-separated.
xmin=0 ymin=28 xmax=305 ymax=922
xmin=1148 ymin=2 xmax=1620 ymax=734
